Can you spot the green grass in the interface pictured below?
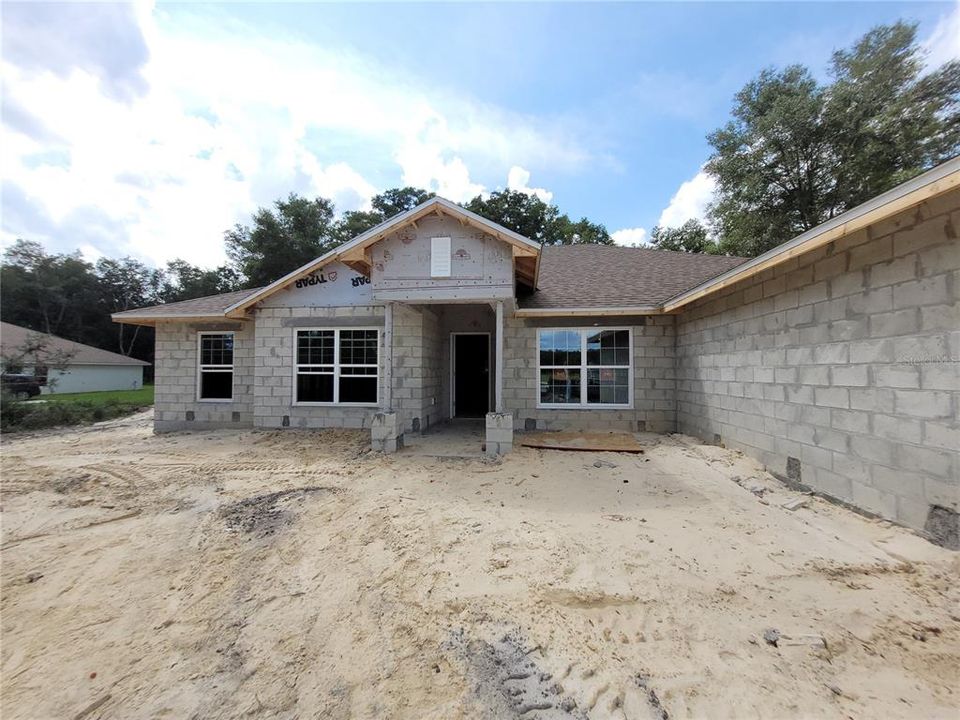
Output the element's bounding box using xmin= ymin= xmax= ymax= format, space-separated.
xmin=2 ymin=385 xmax=154 ymax=432
xmin=43 ymin=385 xmax=155 ymax=406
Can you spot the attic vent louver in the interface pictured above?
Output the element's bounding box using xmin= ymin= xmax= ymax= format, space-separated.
xmin=431 ymin=236 xmax=451 ymax=277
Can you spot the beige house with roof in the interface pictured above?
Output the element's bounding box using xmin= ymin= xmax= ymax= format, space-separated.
xmin=1 ymin=322 xmax=149 ymax=394
xmin=115 ymin=160 xmax=959 ymax=541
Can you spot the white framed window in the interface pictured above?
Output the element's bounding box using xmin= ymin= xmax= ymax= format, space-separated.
xmin=294 ymin=328 xmax=379 ymax=405
xmin=537 ymin=328 xmax=632 ymax=409
xmin=197 ymin=332 xmax=234 ymax=401
xmin=431 ymin=236 xmax=451 ymax=277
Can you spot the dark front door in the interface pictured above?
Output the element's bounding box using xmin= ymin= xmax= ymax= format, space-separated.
xmin=453 ymin=334 xmax=489 ymax=417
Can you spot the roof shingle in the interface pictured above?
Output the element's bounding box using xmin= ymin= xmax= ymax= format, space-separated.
xmin=113 ymin=287 xmax=263 ymax=319
xmin=0 ymin=322 xmax=150 ymax=366
xmin=518 ymin=245 xmax=748 ymax=309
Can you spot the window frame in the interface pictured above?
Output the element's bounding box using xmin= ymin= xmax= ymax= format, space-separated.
xmin=196 ymin=331 xmax=235 ymax=403
xmin=536 ymin=327 xmax=633 ymax=410
xmin=292 ymin=327 xmax=380 ymax=407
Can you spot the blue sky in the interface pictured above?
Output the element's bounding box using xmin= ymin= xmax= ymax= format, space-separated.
xmin=2 ymin=1 xmax=958 ymax=267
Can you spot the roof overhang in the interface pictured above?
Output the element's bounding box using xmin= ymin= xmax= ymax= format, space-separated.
xmin=111 ymin=313 xmax=248 ymax=327
xmin=661 ymin=156 xmax=960 ymax=313
xmin=514 ymin=306 xmax=664 ymax=318
xmin=224 ymin=196 xmax=541 ymax=318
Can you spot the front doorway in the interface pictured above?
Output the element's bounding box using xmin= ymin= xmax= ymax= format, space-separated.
xmin=451 ymin=333 xmax=490 ymax=418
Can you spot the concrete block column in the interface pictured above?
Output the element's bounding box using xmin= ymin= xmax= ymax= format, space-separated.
xmin=371 ymin=411 xmax=403 ymax=453
xmin=485 ymin=411 xmax=514 ymax=457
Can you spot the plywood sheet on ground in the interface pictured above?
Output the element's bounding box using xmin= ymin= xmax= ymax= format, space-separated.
xmin=519 ymin=431 xmax=645 ymax=453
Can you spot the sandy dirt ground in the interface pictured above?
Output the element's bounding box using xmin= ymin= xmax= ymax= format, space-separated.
xmin=2 ymin=411 xmax=958 ymax=719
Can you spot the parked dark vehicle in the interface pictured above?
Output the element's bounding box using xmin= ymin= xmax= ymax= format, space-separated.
xmin=1 ymin=373 xmax=44 ymax=400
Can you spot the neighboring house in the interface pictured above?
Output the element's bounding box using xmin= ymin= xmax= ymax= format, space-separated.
xmin=0 ymin=322 xmax=149 ymax=394
xmin=114 ymin=159 xmax=959 ymax=539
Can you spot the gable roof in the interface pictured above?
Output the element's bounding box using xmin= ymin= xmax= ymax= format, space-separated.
xmin=1 ymin=322 xmax=150 ymax=366
xmin=112 ymin=287 xmax=263 ymax=324
xmin=223 ymin=196 xmax=541 ymax=317
xmin=111 ymin=157 xmax=960 ymax=324
xmin=519 ymin=246 xmax=747 ymax=312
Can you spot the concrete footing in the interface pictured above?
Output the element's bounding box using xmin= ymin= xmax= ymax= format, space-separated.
xmin=371 ymin=411 xmax=403 ymax=454
xmin=485 ymin=412 xmax=514 ymax=457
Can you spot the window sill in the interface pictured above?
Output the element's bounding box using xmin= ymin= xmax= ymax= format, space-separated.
xmin=292 ymin=402 xmax=379 ymax=408
xmin=536 ymin=403 xmax=634 ymax=411
xmin=197 ymin=398 xmax=234 ymax=403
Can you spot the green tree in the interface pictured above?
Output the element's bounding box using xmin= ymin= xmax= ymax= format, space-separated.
xmin=95 ymin=257 xmax=164 ymax=355
xmin=371 ymin=187 xmax=434 ymax=218
xmin=0 ymin=240 xmax=102 ymax=340
xmin=707 ymin=21 xmax=960 ymax=257
xmin=331 ymin=188 xmax=437 ymax=244
xmin=161 ymin=259 xmax=241 ymax=301
xmin=465 ymin=189 xmax=612 ymax=245
xmin=331 ymin=210 xmax=384 ymax=244
xmin=649 ymin=220 xmax=720 ymax=254
xmin=827 ymin=23 xmax=960 ymax=207
xmin=225 ymin=194 xmax=339 ymax=288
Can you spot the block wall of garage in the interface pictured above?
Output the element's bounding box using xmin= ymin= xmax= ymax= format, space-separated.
xmin=501 ymin=314 xmax=677 ymax=432
xmin=153 ymin=321 xmax=255 ymax=431
xmin=675 ymin=188 xmax=959 ymax=533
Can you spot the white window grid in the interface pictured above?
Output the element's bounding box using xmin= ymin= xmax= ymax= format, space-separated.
xmin=536 ymin=327 xmax=633 ymax=409
xmin=293 ymin=327 xmax=379 ymax=406
xmin=197 ymin=331 xmax=235 ymax=402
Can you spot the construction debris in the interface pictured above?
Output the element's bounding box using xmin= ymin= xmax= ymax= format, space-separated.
xmin=782 ymin=497 xmax=811 ymax=511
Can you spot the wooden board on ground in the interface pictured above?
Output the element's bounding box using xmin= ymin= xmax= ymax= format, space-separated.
xmin=519 ymin=431 xmax=645 ymax=453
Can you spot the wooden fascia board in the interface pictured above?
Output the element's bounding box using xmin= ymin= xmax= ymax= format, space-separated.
xmin=112 ymin=313 xmax=248 ymax=326
xmin=514 ymin=306 xmax=664 ymax=317
xmin=662 ymin=164 xmax=960 ymax=313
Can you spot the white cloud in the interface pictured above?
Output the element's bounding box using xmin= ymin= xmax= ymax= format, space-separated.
xmin=657 ymin=170 xmax=716 ymax=228
xmin=611 ymin=227 xmax=648 ymax=247
xmin=506 ymin=165 xmax=553 ymax=203
xmin=1 ymin=3 xmax=590 ymax=267
xmin=924 ymin=0 xmax=960 ymax=69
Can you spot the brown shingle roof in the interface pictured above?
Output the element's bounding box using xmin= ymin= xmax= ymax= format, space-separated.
xmin=113 ymin=287 xmax=263 ymax=320
xmin=0 ymin=322 xmax=150 ymax=366
xmin=111 ymin=248 xmax=747 ymax=319
xmin=518 ymin=245 xmax=748 ymax=309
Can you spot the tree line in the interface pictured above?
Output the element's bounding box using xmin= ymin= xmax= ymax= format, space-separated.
xmin=0 ymin=186 xmax=611 ymax=366
xmin=2 ymin=20 xmax=956 ymax=365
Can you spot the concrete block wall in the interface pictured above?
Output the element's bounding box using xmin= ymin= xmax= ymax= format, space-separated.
xmin=419 ymin=307 xmax=443 ymax=429
xmin=501 ymin=314 xmax=677 ymax=432
xmin=390 ymin=304 xmax=442 ymax=433
xmin=153 ymin=321 xmax=255 ymax=431
xmin=676 ymin=188 xmax=959 ymax=533
xmin=252 ymin=305 xmax=384 ymax=429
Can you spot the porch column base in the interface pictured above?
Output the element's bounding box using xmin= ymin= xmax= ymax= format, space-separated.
xmin=485 ymin=412 xmax=514 ymax=457
xmin=371 ymin=411 xmax=403 ymax=454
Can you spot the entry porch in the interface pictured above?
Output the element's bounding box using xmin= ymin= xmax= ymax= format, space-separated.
xmin=372 ymin=300 xmax=513 ymax=456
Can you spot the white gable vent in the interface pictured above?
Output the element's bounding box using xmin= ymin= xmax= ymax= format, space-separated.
xmin=431 ymin=236 xmax=451 ymax=277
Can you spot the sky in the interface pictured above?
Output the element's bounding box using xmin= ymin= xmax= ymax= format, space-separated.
xmin=1 ymin=1 xmax=958 ymax=268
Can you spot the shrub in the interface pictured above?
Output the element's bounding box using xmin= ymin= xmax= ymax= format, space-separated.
xmin=0 ymin=394 xmax=147 ymax=433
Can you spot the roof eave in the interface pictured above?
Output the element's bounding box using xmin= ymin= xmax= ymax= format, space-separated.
xmin=662 ymin=158 xmax=960 ymax=313
xmin=111 ymin=312 xmax=242 ymax=326
xmin=515 ymin=305 xmax=664 ymax=317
